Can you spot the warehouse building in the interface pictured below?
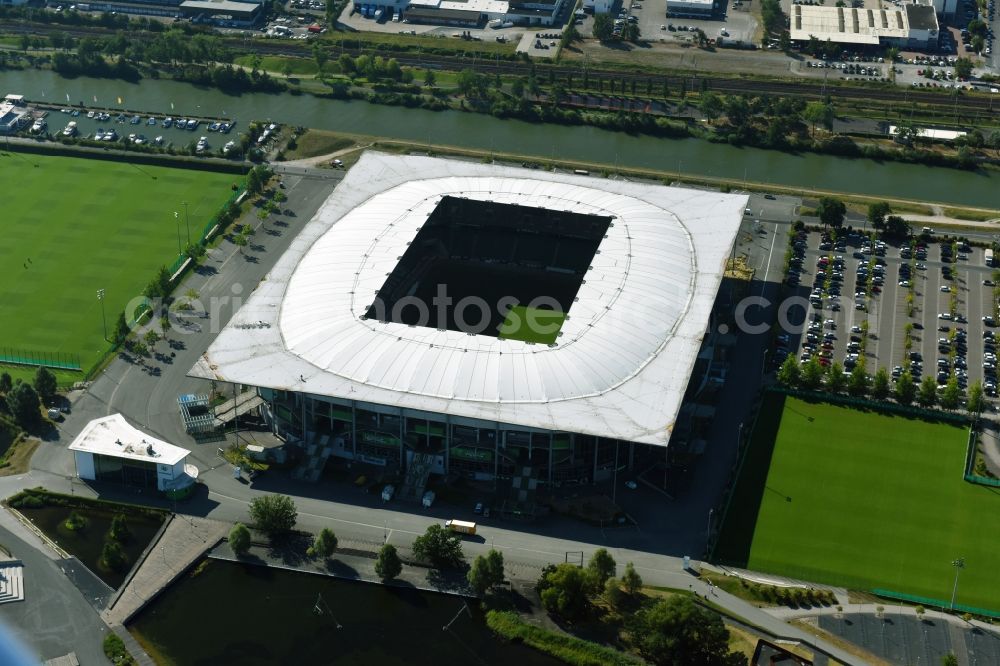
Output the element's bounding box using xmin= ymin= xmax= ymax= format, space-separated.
xmin=666 ymin=0 xmax=715 ymax=18
xmin=789 ymin=2 xmax=939 ymax=49
xmin=191 ymin=153 xmax=745 ymax=491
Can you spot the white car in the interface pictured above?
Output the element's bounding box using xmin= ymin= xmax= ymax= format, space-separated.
xmin=940 ymin=285 xmax=950 ymax=292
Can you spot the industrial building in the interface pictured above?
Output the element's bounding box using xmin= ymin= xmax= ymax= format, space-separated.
xmin=191 ymin=153 xmax=745 ymax=494
xmin=69 ymin=414 xmax=199 ymax=497
xmin=666 ymin=0 xmax=715 ymax=18
xmin=789 ymin=2 xmax=939 ymax=49
xmin=357 ymin=0 xmax=565 ymax=26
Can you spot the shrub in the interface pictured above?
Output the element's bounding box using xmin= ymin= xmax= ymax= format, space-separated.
xmin=308 ymin=527 xmax=337 ymax=559
xmin=64 ymin=510 xmax=88 ymax=532
xmin=101 ymin=540 xmax=129 ymax=572
xmin=229 ymin=522 xmax=251 ymax=556
xmin=103 ymin=633 xmax=137 ymax=666
xmin=375 ymin=543 xmax=402 ymax=581
xmin=109 ymin=513 xmax=131 ymax=543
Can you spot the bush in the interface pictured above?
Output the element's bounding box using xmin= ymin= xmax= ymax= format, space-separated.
xmin=308 ymin=527 xmax=337 ymax=559
xmin=539 ymin=563 xmax=593 ymax=620
xmin=100 ymin=540 xmax=129 ymax=572
xmin=109 ymin=513 xmax=131 ymax=543
xmin=103 ymin=633 xmax=137 ymax=666
xmin=64 ymin=510 xmax=88 ymax=532
xmin=229 ymin=522 xmax=251 ymax=556
xmin=412 ymin=524 xmax=464 ymax=568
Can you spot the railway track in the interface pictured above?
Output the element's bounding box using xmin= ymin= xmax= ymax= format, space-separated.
xmin=4 ymin=20 xmax=998 ymax=114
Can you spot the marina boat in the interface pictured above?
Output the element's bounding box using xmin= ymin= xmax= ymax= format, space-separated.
xmin=130 ymin=115 xmax=141 ymax=125
xmin=61 ymin=121 xmax=77 ymax=137
xmin=147 ymin=117 xmax=157 ymax=125
xmin=186 ymin=119 xmax=198 ymax=130
xmin=208 ymin=122 xmax=220 ymax=132
xmin=86 ymin=110 xmax=95 ymax=118
xmin=163 ymin=117 xmax=173 ymax=128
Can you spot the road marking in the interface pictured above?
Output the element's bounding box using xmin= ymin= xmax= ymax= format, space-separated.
xmin=757 ymin=221 xmax=779 ymax=297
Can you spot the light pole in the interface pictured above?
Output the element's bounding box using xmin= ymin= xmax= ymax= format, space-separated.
xmin=174 ymin=211 xmax=181 ymax=255
xmin=96 ymin=289 xmax=107 ymax=341
xmin=950 ymin=557 xmax=965 ymax=609
xmin=181 ymin=201 xmax=190 ymax=245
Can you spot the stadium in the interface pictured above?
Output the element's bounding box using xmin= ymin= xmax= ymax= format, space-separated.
xmin=191 ymin=153 xmax=745 ymax=496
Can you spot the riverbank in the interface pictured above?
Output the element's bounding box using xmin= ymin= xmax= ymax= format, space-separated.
xmin=3 ymin=68 xmax=1000 ymax=208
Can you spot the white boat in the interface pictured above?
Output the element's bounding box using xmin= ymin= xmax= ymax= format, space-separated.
xmin=186 ymin=119 xmax=198 ymax=130
xmin=162 ymin=117 xmax=173 ymax=128
xmin=147 ymin=117 xmax=157 ymax=125
xmin=30 ymin=119 xmax=46 ymax=134
xmin=86 ymin=110 xmax=95 ymax=118
xmin=102 ymin=128 xmax=118 ymax=141
xmin=196 ymin=136 xmax=209 ymax=153
xmin=154 ymin=136 xmax=164 ymax=145
xmin=61 ymin=121 xmax=77 ymax=137
xmin=94 ymin=129 xmax=105 ymax=140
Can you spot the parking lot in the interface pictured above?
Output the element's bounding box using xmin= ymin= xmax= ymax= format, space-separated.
xmin=779 ymin=229 xmax=1000 ymax=401
xmin=596 ymin=0 xmax=756 ymax=45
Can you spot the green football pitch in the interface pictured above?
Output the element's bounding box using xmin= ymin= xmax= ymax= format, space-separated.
xmin=0 ymin=152 xmax=237 ymax=383
xmin=715 ymin=395 xmax=1000 ymax=613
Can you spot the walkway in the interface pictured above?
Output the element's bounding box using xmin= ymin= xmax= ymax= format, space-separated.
xmin=102 ymin=515 xmax=229 ymax=626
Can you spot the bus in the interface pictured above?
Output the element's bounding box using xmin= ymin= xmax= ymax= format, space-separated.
xmin=445 ymin=519 xmax=477 ymax=535
xmin=987 ymin=248 xmax=994 ymax=267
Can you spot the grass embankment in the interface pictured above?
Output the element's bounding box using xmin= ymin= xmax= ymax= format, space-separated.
xmin=720 ymin=396 xmax=1000 ymax=612
xmin=0 ymin=417 xmax=37 ymax=476
xmin=0 ymin=152 xmax=236 ymax=386
xmin=485 ymin=611 xmax=641 ymax=666
xmin=282 ymin=129 xmax=356 ymax=160
xmin=103 ymin=633 xmax=138 ymax=666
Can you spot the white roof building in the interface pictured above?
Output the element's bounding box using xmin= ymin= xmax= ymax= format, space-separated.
xmin=69 ymin=414 xmax=197 ymax=493
xmin=790 ymin=3 xmax=938 ymax=47
xmin=191 ymin=153 xmax=745 ymax=448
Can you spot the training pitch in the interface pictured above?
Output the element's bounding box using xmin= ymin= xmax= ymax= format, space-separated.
xmin=0 ymin=152 xmax=237 ymax=381
xmin=715 ymin=395 xmax=1000 ymax=612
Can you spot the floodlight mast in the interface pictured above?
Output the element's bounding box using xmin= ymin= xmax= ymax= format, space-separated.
xmin=950 ymin=557 xmax=965 ymax=610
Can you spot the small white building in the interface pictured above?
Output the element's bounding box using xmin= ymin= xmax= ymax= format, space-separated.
xmin=0 ymin=101 xmax=29 ymax=135
xmin=667 ymin=0 xmax=714 ymax=18
xmin=69 ymin=414 xmax=198 ymax=495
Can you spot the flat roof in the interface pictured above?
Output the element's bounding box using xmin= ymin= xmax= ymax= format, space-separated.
xmin=667 ymin=0 xmax=714 ymax=6
xmin=68 ymin=414 xmax=189 ymax=466
xmin=180 ymin=0 xmax=260 ymax=12
xmin=905 ymin=3 xmax=938 ymax=30
xmin=790 ymin=4 xmax=923 ymax=44
xmin=191 ymin=153 xmax=746 ymax=447
xmin=889 ymin=125 xmax=966 ymax=140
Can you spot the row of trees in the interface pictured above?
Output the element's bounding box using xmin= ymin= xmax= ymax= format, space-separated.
xmin=778 ymin=356 xmax=985 ymax=412
xmin=535 ymin=548 xmax=639 ymax=619
xmin=0 ymin=367 xmax=58 ymax=429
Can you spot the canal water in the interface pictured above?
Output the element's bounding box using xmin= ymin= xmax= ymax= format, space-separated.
xmin=128 ymin=558 xmax=561 ymax=666
xmin=0 ymin=69 xmax=996 ymax=208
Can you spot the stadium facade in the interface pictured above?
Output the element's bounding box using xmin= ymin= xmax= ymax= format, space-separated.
xmin=191 ymin=153 xmax=746 ymax=487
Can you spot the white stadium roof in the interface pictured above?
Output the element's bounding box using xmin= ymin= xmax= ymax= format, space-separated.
xmin=191 ymin=153 xmax=746 ymax=446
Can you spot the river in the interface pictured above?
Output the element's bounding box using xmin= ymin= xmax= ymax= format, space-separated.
xmin=2 ymin=69 xmax=996 ymax=208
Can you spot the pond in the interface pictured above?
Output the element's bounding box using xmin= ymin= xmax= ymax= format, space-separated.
xmin=18 ymin=503 xmax=165 ymax=589
xmin=128 ymin=558 xmax=562 ymax=666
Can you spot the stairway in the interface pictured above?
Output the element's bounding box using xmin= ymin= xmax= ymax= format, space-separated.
xmin=292 ymin=433 xmax=332 ymax=483
xmin=0 ymin=559 xmax=25 ymax=604
xmin=398 ymin=452 xmax=434 ymax=502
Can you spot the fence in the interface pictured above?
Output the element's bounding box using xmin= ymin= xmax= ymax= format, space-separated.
xmin=871 ymin=588 xmax=1000 ymax=619
xmin=0 ymin=348 xmax=81 ymax=372
xmin=166 ymin=185 xmax=245 ymax=277
xmin=962 ymin=425 xmax=1000 ymax=487
xmin=770 ymin=386 xmax=971 ymax=425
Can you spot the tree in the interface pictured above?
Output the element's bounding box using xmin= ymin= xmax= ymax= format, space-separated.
xmin=144 ymin=329 xmax=160 ymax=349
xmin=884 ymin=215 xmax=911 ymax=238
xmin=604 ymin=578 xmax=627 ymax=610
xmin=538 ymin=563 xmax=592 ymax=619
xmin=312 ymin=43 xmax=328 ymax=75
xmin=308 ymin=527 xmax=338 ymax=559
xmin=779 ymin=30 xmax=791 ymax=52
xmin=33 ymin=366 xmax=57 ymax=403
xmin=234 ymin=232 xmax=249 ymax=254
xmin=872 ymin=367 xmax=890 ymax=400
xmin=915 ymin=604 xmax=926 ymax=621
xmin=621 ymin=561 xmax=642 ymax=595
xmin=6 ymin=382 xmax=40 ymax=428
xmin=412 ymin=523 xmax=464 ymax=568
xmin=896 ymin=370 xmax=916 ymax=405
xmin=114 ymin=312 xmax=131 ymax=344
xmin=631 ymin=596 xmax=744 ymax=666
xmin=468 ymin=554 xmax=494 ymax=595
xmin=826 ymin=362 xmax=846 ymax=393
xmin=375 ymin=543 xmax=402 ymax=581
xmin=229 ymin=522 xmax=251 ymax=556
xmin=800 ymin=357 xmax=825 ymax=390
xmin=587 ymin=548 xmax=616 ymax=590
xmin=918 ymin=376 xmax=938 ymax=408
xmin=698 ymin=92 xmax=723 ymax=123
xmin=940 ymin=375 xmax=961 ymax=410
xmin=942 ymin=654 xmax=959 ymax=666
xmin=967 ymin=381 xmax=985 ymax=414
xmin=621 ymin=22 xmax=641 ymax=43
xmin=109 ymin=513 xmax=131 ymax=543
xmin=159 ymin=315 xmax=170 ymax=340
xmin=847 ymin=365 xmax=868 ymax=397
xmin=486 ymin=548 xmax=505 ymax=588
xmin=867 ymin=202 xmax=892 ymax=230
xmin=423 ymin=68 xmax=436 ymax=87
xmin=593 ymin=14 xmax=614 ymax=42
xmin=803 ymin=101 xmax=834 ymax=137
xmin=0 ymin=372 xmax=11 ymax=395
xmin=101 ymin=540 xmax=129 ymax=572
xmin=816 ymin=197 xmax=846 ymax=229
xmin=324 ymin=0 xmax=338 ymax=25
xmin=248 ymin=494 xmax=297 ymax=535
xmin=778 ymin=355 xmax=801 ymax=387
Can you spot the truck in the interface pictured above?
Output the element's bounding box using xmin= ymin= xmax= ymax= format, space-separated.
xmin=422 ymin=490 xmax=435 ymax=508
xmin=445 ymin=519 xmax=476 ymax=535
xmin=987 ymin=248 xmax=994 ymax=267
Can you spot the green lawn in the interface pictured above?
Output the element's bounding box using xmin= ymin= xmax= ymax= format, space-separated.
xmin=717 ymin=396 xmax=1000 ymax=613
xmin=0 ymin=152 xmax=236 ymax=384
xmin=498 ymin=305 xmax=566 ymax=344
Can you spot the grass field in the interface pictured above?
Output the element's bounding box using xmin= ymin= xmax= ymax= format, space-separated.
xmin=715 ymin=395 xmax=1000 ymax=613
xmin=0 ymin=151 xmax=236 ymax=384
xmin=498 ymin=305 xmax=566 ymax=344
